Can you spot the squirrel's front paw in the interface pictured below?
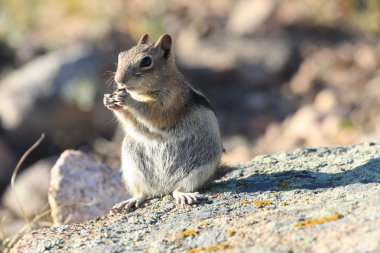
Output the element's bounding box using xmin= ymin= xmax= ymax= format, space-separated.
xmin=103 ymin=94 xmax=120 ymax=110
xmin=113 ymin=90 xmax=130 ymax=106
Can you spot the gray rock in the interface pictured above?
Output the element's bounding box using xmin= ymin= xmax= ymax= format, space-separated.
xmin=13 ymin=143 xmax=380 ymax=252
xmin=2 ymin=157 xmax=55 ymax=218
xmin=0 ymin=43 xmax=118 ymax=161
xmin=48 ymin=150 xmax=129 ymax=225
xmin=0 ymin=45 xmax=100 ymax=129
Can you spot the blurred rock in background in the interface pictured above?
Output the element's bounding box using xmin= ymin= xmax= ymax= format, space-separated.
xmin=2 ymin=157 xmax=55 ymax=218
xmin=1 ymin=0 xmax=380 ymax=238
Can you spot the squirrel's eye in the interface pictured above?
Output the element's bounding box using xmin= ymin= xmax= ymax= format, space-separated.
xmin=139 ymin=56 xmax=153 ymax=68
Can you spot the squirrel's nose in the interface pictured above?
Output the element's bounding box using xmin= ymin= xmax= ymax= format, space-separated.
xmin=115 ymin=67 xmax=133 ymax=84
xmin=114 ymin=73 xmax=126 ymax=84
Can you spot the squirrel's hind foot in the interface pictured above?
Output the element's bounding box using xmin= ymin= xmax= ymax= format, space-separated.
xmin=110 ymin=195 xmax=147 ymax=214
xmin=173 ymin=190 xmax=201 ymax=206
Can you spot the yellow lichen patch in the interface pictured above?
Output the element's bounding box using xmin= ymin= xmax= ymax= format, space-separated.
xmin=224 ymin=229 xmax=236 ymax=236
xmin=253 ymin=200 xmax=272 ymax=208
xmin=277 ymin=180 xmax=291 ymax=190
xmin=151 ymin=205 xmax=160 ymax=210
xmin=294 ymin=213 xmax=344 ymax=228
xmin=241 ymin=200 xmax=250 ymax=204
xmin=186 ymin=243 xmax=230 ymax=253
xmin=180 ymin=229 xmax=197 ymax=238
xmin=281 ymin=202 xmax=288 ymax=206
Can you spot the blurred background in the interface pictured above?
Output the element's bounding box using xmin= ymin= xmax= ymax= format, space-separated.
xmin=1 ymin=0 xmax=380 ymax=241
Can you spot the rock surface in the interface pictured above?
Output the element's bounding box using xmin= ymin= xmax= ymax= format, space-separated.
xmin=13 ymin=143 xmax=380 ymax=252
xmin=48 ymin=150 xmax=129 ymax=225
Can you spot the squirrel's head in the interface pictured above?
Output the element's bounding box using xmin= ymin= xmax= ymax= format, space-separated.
xmin=114 ymin=33 xmax=175 ymax=91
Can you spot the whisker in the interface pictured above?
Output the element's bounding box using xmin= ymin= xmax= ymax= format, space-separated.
xmin=102 ymin=71 xmax=116 ymax=87
xmin=104 ymin=71 xmax=115 ymax=76
xmin=105 ymin=78 xmax=115 ymax=87
xmin=105 ymin=74 xmax=115 ymax=80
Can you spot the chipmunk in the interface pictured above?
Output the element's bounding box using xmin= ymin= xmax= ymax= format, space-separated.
xmin=103 ymin=33 xmax=223 ymax=213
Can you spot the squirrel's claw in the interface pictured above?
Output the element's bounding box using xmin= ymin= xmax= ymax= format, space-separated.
xmin=173 ymin=191 xmax=201 ymax=206
xmin=110 ymin=195 xmax=147 ymax=214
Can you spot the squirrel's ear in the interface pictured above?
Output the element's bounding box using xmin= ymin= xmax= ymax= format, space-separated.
xmin=155 ymin=34 xmax=172 ymax=59
xmin=138 ymin=34 xmax=149 ymax=45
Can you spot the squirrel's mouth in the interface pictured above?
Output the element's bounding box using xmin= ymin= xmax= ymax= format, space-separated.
xmin=115 ymin=83 xmax=134 ymax=91
xmin=115 ymin=85 xmax=137 ymax=94
xmin=116 ymin=78 xmax=143 ymax=90
xmin=115 ymin=82 xmax=126 ymax=89
xmin=116 ymin=88 xmax=127 ymax=93
xmin=125 ymin=87 xmax=137 ymax=92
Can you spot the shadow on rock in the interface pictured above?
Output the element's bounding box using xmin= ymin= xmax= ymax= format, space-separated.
xmin=210 ymin=157 xmax=380 ymax=193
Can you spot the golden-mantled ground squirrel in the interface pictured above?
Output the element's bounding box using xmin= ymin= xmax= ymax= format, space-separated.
xmin=104 ymin=34 xmax=223 ymax=213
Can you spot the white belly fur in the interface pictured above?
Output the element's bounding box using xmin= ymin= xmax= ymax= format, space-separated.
xmin=120 ymin=108 xmax=222 ymax=197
